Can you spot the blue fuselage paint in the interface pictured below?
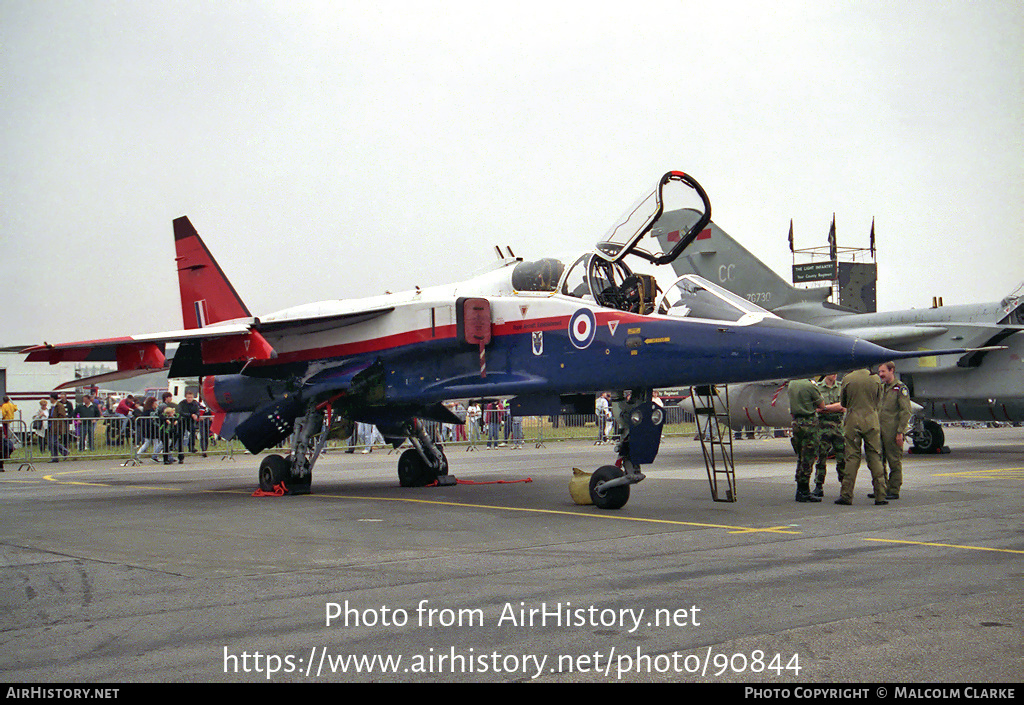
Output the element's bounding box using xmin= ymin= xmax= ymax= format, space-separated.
xmin=287 ymin=316 xmax=899 ymax=406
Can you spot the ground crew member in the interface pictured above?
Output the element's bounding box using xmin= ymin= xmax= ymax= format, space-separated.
xmin=788 ymin=378 xmax=824 ymax=502
xmin=813 ymin=373 xmax=845 ymax=497
xmin=836 ymin=368 xmax=888 ymax=505
xmin=875 ymin=361 xmax=911 ymax=499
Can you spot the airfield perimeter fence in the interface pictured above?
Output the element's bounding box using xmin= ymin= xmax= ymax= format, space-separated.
xmin=2 ymin=410 xmax=705 ymax=467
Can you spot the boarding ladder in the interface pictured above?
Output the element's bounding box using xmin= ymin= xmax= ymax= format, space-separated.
xmin=689 ymin=384 xmax=737 ymax=502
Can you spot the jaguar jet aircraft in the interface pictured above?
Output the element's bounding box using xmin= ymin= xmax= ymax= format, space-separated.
xmin=653 ymin=212 xmax=1023 ymax=452
xmin=23 ymin=172 xmax=971 ymax=508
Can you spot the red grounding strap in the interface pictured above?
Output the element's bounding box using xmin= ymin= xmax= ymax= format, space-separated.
xmin=426 ymin=477 xmax=532 ymax=487
xmin=252 ymin=482 xmax=288 ymax=497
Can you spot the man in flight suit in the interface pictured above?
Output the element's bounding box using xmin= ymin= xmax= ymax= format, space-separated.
xmin=788 ymin=378 xmax=824 ymax=503
xmin=836 ymin=368 xmax=888 ymax=505
xmin=874 ymin=361 xmax=912 ymax=499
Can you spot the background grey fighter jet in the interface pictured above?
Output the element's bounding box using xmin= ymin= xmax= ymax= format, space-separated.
xmin=653 ymin=210 xmax=1023 ymax=452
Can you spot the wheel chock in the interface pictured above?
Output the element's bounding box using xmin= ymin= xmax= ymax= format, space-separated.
xmin=569 ymin=468 xmax=593 ymax=505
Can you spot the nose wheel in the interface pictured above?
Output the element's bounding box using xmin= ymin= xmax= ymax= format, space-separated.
xmin=582 ymin=389 xmax=661 ymax=510
xmin=588 ymin=465 xmax=630 ymax=509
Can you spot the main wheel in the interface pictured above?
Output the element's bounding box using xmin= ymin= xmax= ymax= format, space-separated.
xmin=398 ymin=449 xmax=431 ymax=487
xmin=259 ymin=454 xmax=290 ymax=492
xmin=913 ymin=419 xmax=945 ymax=453
xmin=589 ymin=465 xmax=630 ymax=510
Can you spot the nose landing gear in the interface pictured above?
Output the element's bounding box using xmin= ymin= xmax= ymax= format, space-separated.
xmin=586 ymin=390 xmax=664 ymax=510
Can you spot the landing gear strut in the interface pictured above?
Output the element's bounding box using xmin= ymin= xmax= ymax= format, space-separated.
xmin=257 ymin=402 xmax=331 ymax=494
xmin=397 ymin=418 xmax=451 ymax=487
xmin=587 ymin=389 xmax=664 ymax=510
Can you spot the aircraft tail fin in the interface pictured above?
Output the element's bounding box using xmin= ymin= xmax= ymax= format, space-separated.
xmin=174 ymin=216 xmax=252 ymax=329
xmin=654 ymin=210 xmax=832 ymax=319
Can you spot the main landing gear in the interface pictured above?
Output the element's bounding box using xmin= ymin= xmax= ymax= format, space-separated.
xmin=587 ymin=389 xmax=665 ymax=510
xmin=258 ymin=402 xmax=331 ymax=494
xmin=909 ymin=417 xmax=947 ymax=454
xmin=397 ymin=418 xmax=452 ymax=487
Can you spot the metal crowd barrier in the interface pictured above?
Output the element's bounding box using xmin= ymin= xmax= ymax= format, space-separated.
xmin=7 ymin=414 xmax=225 ymax=466
xmin=1 ymin=419 xmax=33 ymax=471
xmin=123 ymin=415 xmax=224 ymax=465
xmin=2 ymin=408 xmax=707 ymax=468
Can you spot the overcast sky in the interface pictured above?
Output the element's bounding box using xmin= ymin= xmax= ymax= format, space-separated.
xmin=2 ymin=1 xmax=1021 ymax=345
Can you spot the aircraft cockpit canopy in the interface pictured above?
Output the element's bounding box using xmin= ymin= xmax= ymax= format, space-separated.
xmin=510 ymin=258 xmax=566 ymax=293
xmin=558 ymin=253 xmax=628 ymax=300
xmin=556 ymin=253 xmax=660 ymax=314
xmin=657 ymin=274 xmax=774 ymax=324
xmin=595 ymin=171 xmax=711 ymax=266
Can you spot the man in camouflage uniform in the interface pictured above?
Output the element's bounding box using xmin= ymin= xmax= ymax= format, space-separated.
xmin=788 ymin=378 xmax=824 ymax=502
xmin=875 ymin=361 xmax=912 ymax=499
xmin=836 ymin=368 xmax=888 ymax=505
xmin=812 ymin=373 xmax=845 ymax=497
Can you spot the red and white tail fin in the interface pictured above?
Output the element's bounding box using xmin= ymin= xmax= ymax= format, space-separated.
xmin=174 ymin=216 xmax=252 ymax=329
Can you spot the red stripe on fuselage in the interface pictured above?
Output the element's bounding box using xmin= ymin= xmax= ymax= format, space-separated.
xmin=249 ymin=309 xmax=653 ymax=367
xmin=260 ymin=323 xmax=460 ymax=366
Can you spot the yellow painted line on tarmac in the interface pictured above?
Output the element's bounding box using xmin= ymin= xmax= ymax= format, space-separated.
xmin=42 ymin=469 xmax=106 ymax=482
xmin=728 ymin=525 xmax=797 ymax=535
xmin=932 ymin=467 xmax=1024 ymax=479
xmin=297 ymin=491 xmax=803 ymax=535
xmin=34 ymin=467 xmax=803 ymax=535
xmin=26 ymin=465 xmax=1024 ymax=549
xmin=39 ymin=468 xmax=183 ymax=492
xmin=864 ymin=538 xmax=1024 ymax=555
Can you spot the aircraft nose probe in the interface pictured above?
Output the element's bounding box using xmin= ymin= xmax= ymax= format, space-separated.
xmin=748 ymin=316 xmax=999 ymax=379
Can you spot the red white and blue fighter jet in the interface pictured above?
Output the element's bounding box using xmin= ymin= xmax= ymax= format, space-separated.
xmin=23 ymin=172 xmax=966 ymax=508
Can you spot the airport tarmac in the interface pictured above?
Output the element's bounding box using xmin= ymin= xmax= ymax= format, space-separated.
xmin=1 ymin=426 xmax=1020 ymax=683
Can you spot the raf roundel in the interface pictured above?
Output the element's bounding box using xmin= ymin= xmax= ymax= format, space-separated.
xmin=568 ymin=308 xmax=597 ymax=349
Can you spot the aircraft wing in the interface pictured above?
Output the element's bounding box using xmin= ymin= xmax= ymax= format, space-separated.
xmin=253 ymin=306 xmax=394 ymax=336
xmin=22 ymin=305 xmax=395 ymax=387
xmin=833 ymin=324 xmax=952 ymax=347
xmin=831 ymin=322 xmax=1023 ymax=370
xmin=835 ymin=322 xmax=1024 ymax=347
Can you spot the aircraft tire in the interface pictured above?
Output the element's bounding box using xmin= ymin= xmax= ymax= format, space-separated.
xmin=913 ymin=419 xmax=945 ymax=453
xmin=589 ymin=465 xmax=630 ymax=510
xmin=259 ymin=454 xmax=290 ymax=492
xmin=398 ymin=448 xmax=433 ymax=487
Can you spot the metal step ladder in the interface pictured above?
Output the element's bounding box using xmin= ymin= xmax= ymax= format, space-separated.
xmin=690 ymin=384 xmax=737 ymax=502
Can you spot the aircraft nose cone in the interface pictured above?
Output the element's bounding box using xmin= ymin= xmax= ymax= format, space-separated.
xmin=849 ymin=337 xmax=903 ymax=368
xmin=752 ymin=317 xmax=904 ymax=378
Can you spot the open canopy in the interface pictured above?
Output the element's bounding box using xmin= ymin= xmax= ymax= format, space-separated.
xmin=595 ymin=171 xmax=711 ymax=265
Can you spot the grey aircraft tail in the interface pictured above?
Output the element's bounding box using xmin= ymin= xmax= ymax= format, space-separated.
xmin=652 ymin=209 xmax=856 ymax=327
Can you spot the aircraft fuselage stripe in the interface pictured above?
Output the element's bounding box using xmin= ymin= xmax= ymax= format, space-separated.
xmin=255 ymin=310 xmax=651 ymax=367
